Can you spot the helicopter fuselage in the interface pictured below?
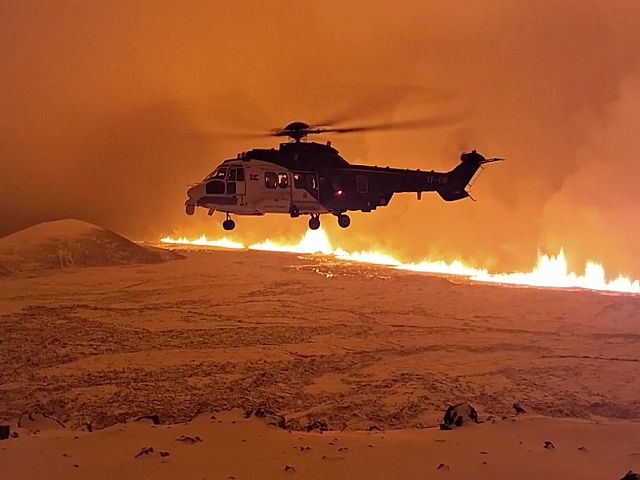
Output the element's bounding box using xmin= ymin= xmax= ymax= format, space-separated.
xmin=187 ymin=159 xmax=330 ymax=217
xmin=185 ymin=141 xmax=494 ymax=230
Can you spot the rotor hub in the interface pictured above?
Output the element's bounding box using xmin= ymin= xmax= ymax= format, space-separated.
xmin=276 ymin=121 xmax=312 ymax=142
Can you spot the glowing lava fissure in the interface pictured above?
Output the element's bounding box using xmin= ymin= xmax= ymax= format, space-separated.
xmin=160 ymin=229 xmax=640 ymax=295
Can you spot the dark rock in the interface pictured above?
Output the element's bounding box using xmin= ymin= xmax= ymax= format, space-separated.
xmin=134 ymin=445 xmax=170 ymax=458
xmin=544 ymin=441 xmax=555 ymax=449
xmin=513 ymin=403 xmax=526 ymax=415
xmin=305 ymin=421 xmax=329 ymax=433
xmin=440 ymin=403 xmax=479 ymax=430
xmin=284 ymin=465 xmax=296 ymax=472
xmin=175 ymin=435 xmax=203 ymax=444
xmin=436 ymin=463 xmax=451 ymax=471
xmin=0 ymin=425 xmax=9 ymax=440
xmin=135 ymin=447 xmax=155 ymax=458
xmin=620 ymin=472 xmax=640 ymax=480
xmin=11 ymin=431 xmax=18 ymax=439
xmin=135 ymin=415 xmax=160 ymax=425
xmin=246 ymin=407 xmax=286 ymax=429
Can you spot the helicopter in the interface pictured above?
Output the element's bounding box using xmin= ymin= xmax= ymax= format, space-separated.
xmin=185 ymin=120 xmax=501 ymax=231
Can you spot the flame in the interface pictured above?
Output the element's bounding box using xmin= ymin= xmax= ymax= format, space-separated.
xmin=161 ymin=234 xmax=244 ymax=250
xmin=160 ymin=229 xmax=640 ymax=294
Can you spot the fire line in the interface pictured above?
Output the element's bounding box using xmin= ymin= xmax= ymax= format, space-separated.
xmin=161 ymin=229 xmax=640 ymax=295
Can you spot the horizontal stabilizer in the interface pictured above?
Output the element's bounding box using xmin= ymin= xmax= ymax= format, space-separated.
xmin=438 ymin=189 xmax=470 ymax=201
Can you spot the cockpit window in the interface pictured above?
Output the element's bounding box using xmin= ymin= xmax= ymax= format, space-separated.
xmin=206 ymin=180 xmax=225 ymax=194
xmin=213 ymin=168 xmax=227 ymax=180
xmin=227 ymin=169 xmax=237 ymax=182
xmin=265 ymin=172 xmax=277 ymax=188
xmin=204 ymin=167 xmax=228 ymax=181
xmin=236 ymin=168 xmax=245 ymax=182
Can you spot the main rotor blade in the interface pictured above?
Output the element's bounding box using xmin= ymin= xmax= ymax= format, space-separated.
xmin=314 ymin=113 xmax=464 ymax=134
xmin=205 ymin=130 xmax=273 ymax=140
xmin=313 ymin=83 xmax=453 ymax=127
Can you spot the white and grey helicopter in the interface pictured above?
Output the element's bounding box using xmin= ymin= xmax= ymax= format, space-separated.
xmin=185 ymin=121 xmax=500 ymax=231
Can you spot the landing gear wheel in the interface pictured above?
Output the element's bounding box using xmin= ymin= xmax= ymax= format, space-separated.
xmin=337 ymin=214 xmax=351 ymax=228
xmin=308 ymin=215 xmax=320 ymax=230
xmin=186 ymin=205 xmax=195 ymax=216
xmin=222 ymin=212 xmax=236 ymax=231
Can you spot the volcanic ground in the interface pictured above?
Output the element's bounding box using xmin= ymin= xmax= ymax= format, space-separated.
xmin=2 ymin=242 xmax=639 ymax=431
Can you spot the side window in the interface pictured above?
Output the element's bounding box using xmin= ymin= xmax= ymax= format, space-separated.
xmin=356 ymin=175 xmax=369 ymax=193
xmin=293 ymin=173 xmax=304 ymax=189
xmin=228 ymin=168 xmax=237 ymax=182
xmin=226 ymin=182 xmax=236 ymax=194
xmin=278 ymin=172 xmax=289 ymax=188
xmin=305 ymin=174 xmax=318 ymax=192
xmin=206 ymin=180 xmax=225 ymax=194
xmin=236 ymin=168 xmax=245 ymax=182
xmin=265 ymin=171 xmax=277 ymax=188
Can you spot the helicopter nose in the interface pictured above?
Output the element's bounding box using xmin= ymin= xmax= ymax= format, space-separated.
xmin=185 ymin=184 xmax=204 ymax=215
xmin=187 ymin=184 xmax=203 ymax=200
xmin=186 ymin=184 xmax=205 ymax=210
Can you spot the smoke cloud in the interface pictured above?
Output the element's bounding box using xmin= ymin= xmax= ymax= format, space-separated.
xmin=1 ymin=0 xmax=639 ymax=275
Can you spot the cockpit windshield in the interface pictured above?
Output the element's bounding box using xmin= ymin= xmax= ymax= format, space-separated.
xmin=204 ymin=167 xmax=228 ymax=181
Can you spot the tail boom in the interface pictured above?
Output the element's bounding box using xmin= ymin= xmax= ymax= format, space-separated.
xmin=436 ymin=150 xmax=498 ymax=202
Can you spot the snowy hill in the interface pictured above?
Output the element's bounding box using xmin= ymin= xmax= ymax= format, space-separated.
xmin=0 ymin=219 xmax=180 ymax=274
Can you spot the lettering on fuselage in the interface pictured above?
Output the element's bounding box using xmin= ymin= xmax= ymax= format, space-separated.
xmin=425 ymin=175 xmax=447 ymax=184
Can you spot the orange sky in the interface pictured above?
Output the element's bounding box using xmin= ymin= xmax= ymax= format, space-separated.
xmin=1 ymin=0 xmax=639 ymax=275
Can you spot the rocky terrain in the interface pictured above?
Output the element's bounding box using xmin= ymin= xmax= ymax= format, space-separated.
xmin=1 ymin=224 xmax=639 ymax=478
xmin=0 ymin=219 xmax=182 ymax=275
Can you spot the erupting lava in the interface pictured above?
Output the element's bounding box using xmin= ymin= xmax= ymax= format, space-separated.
xmin=161 ymin=229 xmax=640 ymax=294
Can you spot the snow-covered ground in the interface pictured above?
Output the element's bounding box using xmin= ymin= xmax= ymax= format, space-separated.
xmin=3 ymin=412 xmax=640 ymax=479
xmin=1 ymin=225 xmax=639 ymax=478
xmin=0 ymin=219 xmax=179 ymax=274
